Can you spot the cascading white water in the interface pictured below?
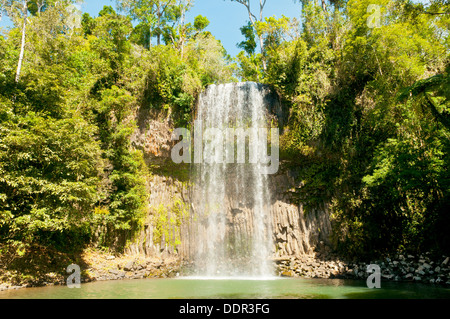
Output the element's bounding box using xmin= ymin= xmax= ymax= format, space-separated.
xmin=190 ymin=82 xmax=274 ymax=278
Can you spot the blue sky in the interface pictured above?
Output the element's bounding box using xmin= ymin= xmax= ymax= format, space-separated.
xmin=186 ymin=0 xmax=302 ymax=56
xmin=1 ymin=0 xmax=302 ymax=57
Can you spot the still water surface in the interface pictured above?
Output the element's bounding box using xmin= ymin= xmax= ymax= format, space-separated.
xmin=1 ymin=277 xmax=450 ymax=299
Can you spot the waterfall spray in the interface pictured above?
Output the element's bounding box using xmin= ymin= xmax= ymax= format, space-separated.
xmin=186 ymin=82 xmax=278 ymax=278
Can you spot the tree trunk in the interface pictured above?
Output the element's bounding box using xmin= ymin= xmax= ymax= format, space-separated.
xmin=242 ymin=0 xmax=267 ymax=71
xmin=157 ymin=14 xmax=161 ymax=45
xmin=259 ymin=0 xmax=267 ymax=71
xmin=149 ymin=24 xmax=152 ymax=50
xmin=180 ymin=1 xmax=187 ymax=59
xmin=157 ymin=0 xmax=174 ymax=46
xmin=259 ymin=0 xmax=266 ymax=21
xmin=181 ymin=37 xmax=184 ymax=59
xmin=15 ymin=0 xmax=28 ymax=83
xmin=156 ymin=3 xmax=161 ymax=46
xmin=38 ymin=1 xmax=44 ymax=15
xmin=259 ymin=36 xmax=267 ymax=71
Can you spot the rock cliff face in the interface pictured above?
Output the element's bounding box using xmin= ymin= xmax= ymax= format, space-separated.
xmin=124 ymin=83 xmax=332 ymax=262
xmin=124 ymin=174 xmax=190 ymax=258
xmin=125 ymin=107 xmax=191 ymax=259
xmin=269 ymin=172 xmax=332 ymax=257
xmin=124 ymin=169 xmax=332 ymax=260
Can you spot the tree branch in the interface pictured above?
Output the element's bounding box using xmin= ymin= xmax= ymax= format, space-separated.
xmin=422 ymin=11 xmax=450 ymax=15
xmin=235 ymin=0 xmax=257 ymax=24
xmin=161 ymin=0 xmax=175 ymax=17
xmin=260 ymin=0 xmax=267 ymax=21
xmin=232 ymin=0 xmax=267 ymax=70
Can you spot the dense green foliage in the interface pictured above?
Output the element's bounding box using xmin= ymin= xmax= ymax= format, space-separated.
xmin=235 ymin=0 xmax=449 ymax=258
xmin=0 ymin=0 xmax=448 ymax=261
xmin=0 ymin=1 xmax=233 ymax=255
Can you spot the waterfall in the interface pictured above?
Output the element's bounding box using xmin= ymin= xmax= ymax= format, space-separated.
xmin=190 ymin=82 xmax=275 ymax=278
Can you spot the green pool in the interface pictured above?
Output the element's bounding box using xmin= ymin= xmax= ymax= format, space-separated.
xmin=1 ymin=277 xmax=449 ymax=299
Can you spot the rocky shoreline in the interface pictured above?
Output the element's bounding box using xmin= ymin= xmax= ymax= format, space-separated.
xmin=87 ymin=257 xmax=183 ymax=282
xmin=0 ymin=254 xmax=185 ymax=292
xmin=275 ymin=253 xmax=450 ymax=285
xmin=1 ymin=253 xmax=449 ymax=292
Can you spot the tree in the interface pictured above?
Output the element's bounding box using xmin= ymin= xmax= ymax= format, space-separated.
xmin=4 ymin=0 xmax=79 ymax=83
xmin=172 ymin=0 xmax=191 ymax=58
xmin=237 ymin=21 xmax=257 ymax=55
xmin=297 ymin=0 xmax=347 ymax=12
xmin=401 ymin=0 xmax=450 ymax=16
xmin=91 ymin=5 xmax=133 ymax=82
xmin=117 ymin=0 xmax=155 ymax=49
xmin=118 ymin=0 xmax=180 ymax=49
xmin=193 ymin=14 xmax=209 ymax=32
xmin=228 ymin=0 xmax=268 ymax=70
xmin=154 ymin=0 xmax=175 ymax=45
xmin=15 ymin=0 xmax=28 ymax=83
xmin=323 ymin=0 xmax=449 ymax=256
xmin=0 ymin=104 xmax=102 ymax=249
xmin=81 ymin=12 xmax=95 ymax=35
xmin=398 ymin=66 xmax=450 ymax=130
xmin=28 ymin=0 xmax=48 ymax=15
xmin=236 ymin=14 xmax=300 ymax=82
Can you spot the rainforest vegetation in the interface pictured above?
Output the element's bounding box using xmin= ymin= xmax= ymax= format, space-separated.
xmin=0 ymin=0 xmax=449 ymax=264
